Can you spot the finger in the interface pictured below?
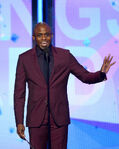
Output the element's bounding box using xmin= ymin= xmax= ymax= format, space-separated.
xmin=106 ymin=55 xmax=113 ymax=64
xmin=103 ymin=56 xmax=107 ymax=64
xmin=108 ymin=55 xmax=113 ymax=62
xmin=110 ymin=61 xmax=116 ymax=66
xmin=21 ymin=134 xmax=25 ymax=139
xmin=17 ymin=129 xmax=25 ymax=138
xmin=18 ymin=132 xmax=25 ymax=139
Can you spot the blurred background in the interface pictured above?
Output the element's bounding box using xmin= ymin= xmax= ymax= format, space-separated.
xmin=0 ymin=0 xmax=119 ymax=148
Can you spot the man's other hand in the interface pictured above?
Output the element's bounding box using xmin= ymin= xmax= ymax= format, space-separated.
xmin=17 ymin=124 xmax=25 ymax=139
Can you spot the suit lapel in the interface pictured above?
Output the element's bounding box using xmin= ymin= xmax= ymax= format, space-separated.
xmin=49 ymin=46 xmax=58 ymax=85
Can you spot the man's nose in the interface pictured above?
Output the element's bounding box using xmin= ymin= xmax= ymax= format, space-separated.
xmin=42 ymin=34 xmax=46 ymax=40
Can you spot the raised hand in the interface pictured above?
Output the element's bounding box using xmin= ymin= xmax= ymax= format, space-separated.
xmin=101 ymin=54 xmax=116 ymax=74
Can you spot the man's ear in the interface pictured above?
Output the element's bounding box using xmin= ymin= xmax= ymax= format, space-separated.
xmin=32 ymin=35 xmax=35 ymax=40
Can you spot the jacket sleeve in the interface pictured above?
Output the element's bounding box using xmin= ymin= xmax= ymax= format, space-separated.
xmin=69 ymin=52 xmax=106 ymax=84
xmin=14 ymin=55 xmax=26 ymax=126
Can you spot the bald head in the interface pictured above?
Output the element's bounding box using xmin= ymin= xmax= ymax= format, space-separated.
xmin=32 ymin=22 xmax=53 ymax=49
xmin=33 ymin=22 xmax=52 ymax=36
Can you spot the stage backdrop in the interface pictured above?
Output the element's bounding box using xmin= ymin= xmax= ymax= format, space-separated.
xmin=0 ymin=0 xmax=32 ymax=149
xmin=55 ymin=0 xmax=119 ymax=148
xmin=0 ymin=0 xmax=119 ymax=149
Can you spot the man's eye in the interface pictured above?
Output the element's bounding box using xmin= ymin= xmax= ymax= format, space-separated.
xmin=45 ymin=33 xmax=50 ymax=37
xmin=37 ymin=34 xmax=42 ymax=37
xmin=36 ymin=33 xmax=51 ymax=37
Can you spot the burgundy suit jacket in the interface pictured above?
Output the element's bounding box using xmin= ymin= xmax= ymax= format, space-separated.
xmin=14 ymin=46 xmax=106 ymax=127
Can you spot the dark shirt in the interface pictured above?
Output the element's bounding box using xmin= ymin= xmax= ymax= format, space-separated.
xmin=36 ymin=45 xmax=54 ymax=84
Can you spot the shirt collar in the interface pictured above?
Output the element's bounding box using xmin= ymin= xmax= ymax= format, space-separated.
xmin=36 ymin=45 xmax=52 ymax=57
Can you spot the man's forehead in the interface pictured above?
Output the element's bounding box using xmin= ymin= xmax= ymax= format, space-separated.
xmin=34 ymin=24 xmax=51 ymax=33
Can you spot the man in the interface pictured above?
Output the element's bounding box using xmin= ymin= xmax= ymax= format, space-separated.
xmin=14 ymin=22 xmax=115 ymax=149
